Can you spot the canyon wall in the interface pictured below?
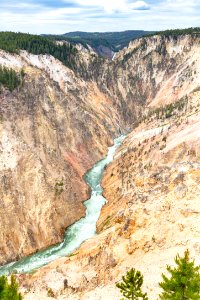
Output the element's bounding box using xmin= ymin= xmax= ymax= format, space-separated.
xmin=99 ymin=34 xmax=200 ymax=127
xmin=17 ymin=34 xmax=200 ymax=299
xmin=0 ymin=33 xmax=199 ymax=268
xmin=0 ymin=50 xmax=121 ymax=264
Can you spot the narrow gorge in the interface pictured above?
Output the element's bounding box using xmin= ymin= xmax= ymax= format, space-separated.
xmin=0 ymin=135 xmax=125 ymax=275
xmin=0 ymin=31 xmax=200 ymax=299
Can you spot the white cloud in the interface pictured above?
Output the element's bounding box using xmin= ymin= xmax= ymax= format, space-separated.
xmin=0 ymin=0 xmax=199 ymax=34
xmin=73 ymin=0 xmax=149 ymax=13
xmin=159 ymin=0 xmax=199 ymax=12
xmin=130 ymin=1 xmax=150 ymax=10
xmin=37 ymin=7 xmax=82 ymax=19
xmin=1 ymin=3 xmax=40 ymax=9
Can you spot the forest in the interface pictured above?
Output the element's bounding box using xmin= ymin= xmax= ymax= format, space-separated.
xmin=44 ymin=30 xmax=152 ymax=52
xmin=0 ymin=32 xmax=78 ymax=70
xmin=147 ymin=27 xmax=200 ymax=37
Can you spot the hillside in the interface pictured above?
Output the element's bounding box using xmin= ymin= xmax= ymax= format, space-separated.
xmin=44 ymin=30 xmax=153 ymax=59
xmin=0 ymin=32 xmax=197 ymax=299
xmin=0 ymin=33 xmax=124 ymax=265
xmin=63 ymin=30 xmax=153 ymax=51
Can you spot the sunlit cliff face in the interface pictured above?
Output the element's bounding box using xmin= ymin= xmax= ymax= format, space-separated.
xmin=0 ymin=48 xmax=122 ymax=265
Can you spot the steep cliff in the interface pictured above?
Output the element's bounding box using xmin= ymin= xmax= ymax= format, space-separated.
xmin=98 ymin=34 xmax=200 ymax=127
xmin=0 ymin=49 xmax=121 ymax=264
xmin=17 ymin=33 xmax=200 ymax=299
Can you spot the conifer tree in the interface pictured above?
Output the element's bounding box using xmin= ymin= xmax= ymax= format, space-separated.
xmin=0 ymin=275 xmax=7 ymax=297
xmin=0 ymin=66 xmax=22 ymax=91
xmin=116 ymin=268 xmax=148 ymax=300
xmin=159 ymin=250 xmax=200 ymax=300
xmin=0 ymin=274 xmax=22 ymax=299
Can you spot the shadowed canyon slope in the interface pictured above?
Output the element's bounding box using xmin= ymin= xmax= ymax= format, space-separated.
xmin=13 ymin=33 xmax=200 ymax=299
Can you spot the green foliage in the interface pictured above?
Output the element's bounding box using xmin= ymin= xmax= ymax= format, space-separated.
xmin=47 ymin=288 xmax=55 ymax=297
xmin=47 ymin=28 xmax=200 ymax=54
xmin=46 ymin=34 xmax=110 ymax=51
xmin=54 ymin=180 xmax=64 ymax=197
xmin=45 ymin=30 xmax=153 ymax=53
xmin=0 ymin=275 xmax=22 ymax=299
xmin=146 ymin=27 xmax=200 ymax=38
xmin=159 ymin=250 xmax=200 ymax=300
xmin=0 ymin=66 xmax=23 ymax=91
xmin=116 ymin=268 xmax=148 ymax=300
xmin=0 ymin=32 xmax=78 ymax=70
xmin=142 ymin=96 xmax=188 ymax=123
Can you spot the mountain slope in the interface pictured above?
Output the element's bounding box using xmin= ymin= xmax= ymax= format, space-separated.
xmin=14 ymin=33 xmax=200 ymax=299
xmin=0 ymin=31 xmax=199 ymax=267
xmin=44 ymin=30 xmax=153 ymax=59
xmin=0 ymin=47 xmax=123 ymax=264
xmin=63 ymin=30 xmax=153 ymax=51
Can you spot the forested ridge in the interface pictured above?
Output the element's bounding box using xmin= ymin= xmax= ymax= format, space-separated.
xmin=147 ymin=27 xmax=200 ymax=37
xmin=44 ymin=34 xmax=111 ymax=51
xmin=44 ymin=30 xmax=153 ymax=52
xmin=0 ymin=32 xmax=78 ymax=70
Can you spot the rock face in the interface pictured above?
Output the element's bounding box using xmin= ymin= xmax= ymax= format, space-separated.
xmin=99 ymin=34 xmax=200 ymax=127
xmin=0 ymin=50 xmax=121 ymax=264
xmin=21 ymin=90 xmax=200 ymax=300
xmin=16 ymin=34 xmax=200 ymax=299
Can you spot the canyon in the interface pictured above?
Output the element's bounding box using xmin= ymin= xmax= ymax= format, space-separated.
xmin=0 ymin=48 xmax=122 ymax=265
xmin=0 ymin=32 xmax=200 ymax=299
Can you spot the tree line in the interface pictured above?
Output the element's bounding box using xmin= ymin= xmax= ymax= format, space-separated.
xmin=0 ymin=32 xmax=78 ymax=70
xmin=146 ymin=27 xmax=200 ymax=38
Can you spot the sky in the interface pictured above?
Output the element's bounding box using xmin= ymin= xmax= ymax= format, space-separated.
xmin=0 ymin=0 xmax=199 ymax=34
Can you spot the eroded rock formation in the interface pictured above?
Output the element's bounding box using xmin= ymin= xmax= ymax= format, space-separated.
xmin=0 ymin=50 xmax=121 ymax=264
xmin=13 ymin=33 xmax=200 ymax=299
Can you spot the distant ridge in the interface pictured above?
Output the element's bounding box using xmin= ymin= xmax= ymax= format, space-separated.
xmin=44 ymin=30 xmax=153 ymax=58
xmin=63 ymin=30 xmax=153 ymax=51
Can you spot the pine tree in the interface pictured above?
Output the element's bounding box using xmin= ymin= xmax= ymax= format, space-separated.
xmin=116 ymin=268 xmax=148 ymax=300
xmin=0 ymin=66 xmax=22 ymax=92
xmin=0 ymin=274 xmax=22 ymax=299
xmin=159 ymin=250 xmax=200 ymax=300
xmin=0 ymin=275 xmax=7 ymax=297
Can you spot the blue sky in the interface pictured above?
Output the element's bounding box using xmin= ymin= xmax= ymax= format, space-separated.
xmin=0 ymin=0 xmax=199 ymax=34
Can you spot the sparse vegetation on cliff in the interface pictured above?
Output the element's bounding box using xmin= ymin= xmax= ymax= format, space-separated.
xmin=54 ymin=180 xmax=64 ymax=197
xmin=142 ymin=96 xmax=188 ymax=123
xmin=47 ymin=287 xmax=55 ymax=298
xmin=0 ymin=66 xmax=24 ymax=91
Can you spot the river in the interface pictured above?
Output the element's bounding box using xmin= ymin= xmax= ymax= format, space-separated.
xmin=0 ymin=135 xmax=125 ymax=275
